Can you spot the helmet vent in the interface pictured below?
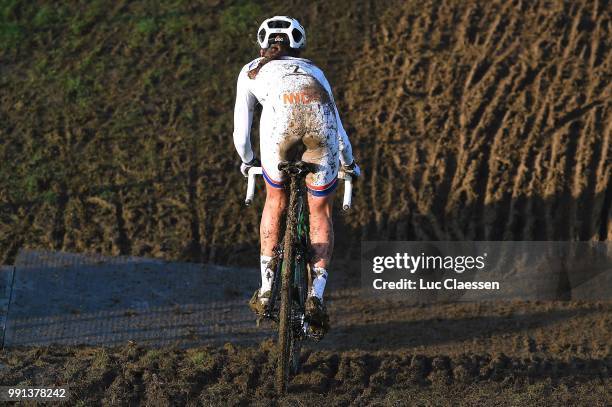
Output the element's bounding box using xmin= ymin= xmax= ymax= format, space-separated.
xmin=291 ymin=28 xmax=303 ymax=43
xmin=268 ymin=20 xmax=291 ymax=29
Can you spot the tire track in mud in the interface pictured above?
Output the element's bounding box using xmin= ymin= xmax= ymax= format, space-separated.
xmin=346 ymin=0 xmax=611 ymax=244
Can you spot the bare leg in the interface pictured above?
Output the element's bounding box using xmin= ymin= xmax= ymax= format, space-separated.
xmin=307 ymin=191 xmax=335 ymax=268
xmin=260 ymin=183 xmax=287 ymax=256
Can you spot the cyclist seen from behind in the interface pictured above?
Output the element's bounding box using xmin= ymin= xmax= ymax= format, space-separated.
xmin=233 ymin=16 xmax=360 ymax=338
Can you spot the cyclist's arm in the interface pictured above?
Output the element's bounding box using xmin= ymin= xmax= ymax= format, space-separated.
xmin=317 ymin=71 xmax=355 ymax=166
xmin=233 ymin=68 xmax=257 ymax=163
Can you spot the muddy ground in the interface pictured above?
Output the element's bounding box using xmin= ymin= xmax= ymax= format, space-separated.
xmin=1 ymin=299 xmax=610 ymax=405
xmin=0 ymin=0 xmax=610 ymax=405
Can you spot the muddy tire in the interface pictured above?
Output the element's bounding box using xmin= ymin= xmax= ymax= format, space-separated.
xmin=276 ymin=177 xmax=299 ymax=394
xmin=276 ymin=255 xmax=292 ymax=394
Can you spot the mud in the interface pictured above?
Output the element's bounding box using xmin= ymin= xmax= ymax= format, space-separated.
xmin=1 ymin=335 xmax=610 ymax=405
xmin=0 ymin=0 xmax=610 ymax=404
xmin=1 ymin=299 xmax=610 ymax=404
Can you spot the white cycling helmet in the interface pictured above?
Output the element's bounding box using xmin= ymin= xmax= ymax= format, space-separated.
xmin=257 ymin=16 xmax=306 ymax=49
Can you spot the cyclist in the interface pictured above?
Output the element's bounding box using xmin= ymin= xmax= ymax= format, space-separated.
xmin=233 ymin=16 xmax=360 ymax=337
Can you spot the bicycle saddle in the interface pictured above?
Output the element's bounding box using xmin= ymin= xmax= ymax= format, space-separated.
xmin=278 ymin=161 xmax=316 ymax=176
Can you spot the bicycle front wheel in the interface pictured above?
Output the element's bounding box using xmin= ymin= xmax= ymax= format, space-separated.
xmin=276 ymin=179 xmax=298 ymax=394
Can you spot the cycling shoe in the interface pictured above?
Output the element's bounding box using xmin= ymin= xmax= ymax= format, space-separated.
xmin=305 ymin=296 xmax=330 ymax=341
xmin=249 ymin=289 xmax=271 ymax=317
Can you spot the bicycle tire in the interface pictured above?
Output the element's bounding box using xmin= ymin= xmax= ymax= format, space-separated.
xmin=289 ymin=259 xmax=308 ymax=376
xmin=276 ymin=177 xmax=299 ymax=394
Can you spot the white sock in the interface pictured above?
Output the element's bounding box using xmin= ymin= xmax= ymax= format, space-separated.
xmin=260 ymin=255 xmax=273 ymax=295
xmin=310 ymin=267 xmax=328 ymax=300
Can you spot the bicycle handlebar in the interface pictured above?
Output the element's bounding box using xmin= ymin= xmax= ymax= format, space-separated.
xmin=245 ymin=167 xmax=353 ymax=210
xmin=245 ymin=167 xmax=263 ymax=207
xmin=336 ymin=170 xmax=353 ymax=210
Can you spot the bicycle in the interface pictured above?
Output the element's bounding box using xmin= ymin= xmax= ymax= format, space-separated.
xmin=244 ymin=161 xmax=353 ymax=394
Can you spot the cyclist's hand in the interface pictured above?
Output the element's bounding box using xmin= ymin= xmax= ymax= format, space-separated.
xmin=342 ymin=161 xmax=361 ymax=178
xmin=240 ymin=157 xmax=261 ymax=177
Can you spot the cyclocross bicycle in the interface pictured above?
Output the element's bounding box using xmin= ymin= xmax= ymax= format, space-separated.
xmin=245 ymin=161 xmax=353 ymax=393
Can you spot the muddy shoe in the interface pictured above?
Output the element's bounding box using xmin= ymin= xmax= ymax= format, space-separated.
xmin=305 ymin=296 xmax=330 ymax=341
xmin=248 ymin=289 xmax=271 ymax=317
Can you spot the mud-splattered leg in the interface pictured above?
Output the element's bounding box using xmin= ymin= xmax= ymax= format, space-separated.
xmin=260 ymin=182 xmax=287 ymax=257
xmin=307 ymin=191 xmax=335 ymax=268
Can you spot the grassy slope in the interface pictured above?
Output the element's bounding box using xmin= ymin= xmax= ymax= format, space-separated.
xmin=0 ymin=0 xmax=610 ymax=265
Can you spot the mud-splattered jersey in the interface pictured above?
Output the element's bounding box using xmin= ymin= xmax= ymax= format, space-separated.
xmin=233 ymin=56 xmax=354 ymax=166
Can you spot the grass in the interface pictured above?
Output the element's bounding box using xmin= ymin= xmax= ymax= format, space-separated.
xmin=32 ymin=6 xmax=57 ymax=28
xmin=141 ymin=349 xmax=162 ymax=365
xmin=163 ymin=15 xmax=187 ymax=35
xmin=219 ymin=2 xmax=262 ymax=36
xmin=187 ymin=349 xmax=219 ymax=372
xmin=91 ymin=349 xmax=110 ymax=370
xmin=143 ymin=68 xmax=162 ymax=87
xmin=188 ymin=350 xmax=206 ymax=365
xmin=136 ymin=17 xmax=156 ymax=34
xmin=0 ymin=21 xmax=22 ymax=48
xmin=0 ymin=0 xmax=20 ymax=20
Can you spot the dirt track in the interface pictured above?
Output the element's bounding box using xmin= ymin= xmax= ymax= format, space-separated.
xmin=1 ymin=343 xmax=610 ymax=405
xmin=1 ymin=299 xmax=610 ymax=405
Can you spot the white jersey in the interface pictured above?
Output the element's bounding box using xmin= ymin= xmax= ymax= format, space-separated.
xmin=233 ymin=57 xmax=354 ymax=167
